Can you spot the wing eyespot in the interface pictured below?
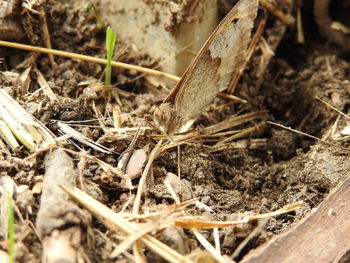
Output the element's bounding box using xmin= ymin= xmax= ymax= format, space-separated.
xmin=231 ymin=18 xmax=239 ymax=24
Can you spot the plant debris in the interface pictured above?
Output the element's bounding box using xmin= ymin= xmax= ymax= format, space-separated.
xmin=1 ymin=0 xmax=350 ymax=262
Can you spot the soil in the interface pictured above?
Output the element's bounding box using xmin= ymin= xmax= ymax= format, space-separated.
xmin=1 ymin=0 xmax=350 ymax=262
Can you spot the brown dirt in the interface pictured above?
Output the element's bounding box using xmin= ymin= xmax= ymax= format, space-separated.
xmin=1 ymin=0 xmax=350 ymax=262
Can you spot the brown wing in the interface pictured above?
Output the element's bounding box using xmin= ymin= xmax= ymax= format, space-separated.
xmin=165 ymin=0 xmax=258 ymax=130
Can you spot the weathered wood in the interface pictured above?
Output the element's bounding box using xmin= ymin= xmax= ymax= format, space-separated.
xmin=0 ymin=175 xmax=16 ymax=263
xmin=241 ymin=173 xmax=350 ymax=263
xmin=36 ymin=149 xmax=89 ymax=263
xmin=100 ymin=0 xmax=218 ymax=76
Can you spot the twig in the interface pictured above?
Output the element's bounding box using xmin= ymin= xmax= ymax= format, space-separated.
xmin=0 ymin=40 xmax=180 ymax=81
xmin=39 ymin=6 xmax=56 ymax=68
xmin=192 ymin=230 xmax=227 ymax=263
xmin=119 ymin=120 xmax=144 ymax=172
xmin=231 ymin=218 xmax=268 ymax=259
xmin=213 ymin=227 xmax=220 ymax=253
xmin=0 ymin=120 xmax=19 ymax=150
xmin=0 ymin=176 xmax=17 ymax=263
xmin=205 ymin=111 xmax=267 ymax=135
xmin=227 ymin=17 xmax=266 ymax=94
xmin=259 ymin=0 xmax=295 ymax=25
xmin=57 ymin=122 xmax=114 ymax=154
xmin=175 ymin=202 xmax=303 ymax=229
xmin=218 ymin=92 xmax=247 ymax=103
xmin=215 ymin=121 xmax=266 ymax=145
xmin=315 ymin=95 xmax=350 ymax=121
xmin=61 ymin=186 xmax=192 ymax=263
xmin=267 ymin=121 xmax=350 ymax=153
xmin=23 ymin=145 xmax=133 ymax=188
xmin=36 ymin=149 xmax=89 ymax=263
xmin=296 ymin=8 xmax=305 ymax=43
xmin=210 ymin=138 xmax=267 ymax=152
xmin=0 ymin=89 xmax=56 ymax=150
xmin=36 ymin=69 xmax=58 ymax=101
xmin=133 ymin=140 xmax=163 ymax=214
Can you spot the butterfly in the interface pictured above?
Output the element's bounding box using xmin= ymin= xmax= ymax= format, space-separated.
xmin=154 ymin=0 xmax=258 ymax=135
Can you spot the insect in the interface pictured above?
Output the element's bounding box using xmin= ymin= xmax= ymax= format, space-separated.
xmin=154 ymin=0 xmax=258 ymax=135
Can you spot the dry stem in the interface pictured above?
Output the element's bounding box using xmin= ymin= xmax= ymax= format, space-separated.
xmin=0 ymin=40 xmax=180 ymax=81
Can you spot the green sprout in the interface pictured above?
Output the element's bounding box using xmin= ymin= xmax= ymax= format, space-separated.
xmin=105 ymin=26 xmax=117 ymax=88
xmin=7 ymin=194 xmax=15 ymax=263
xmin=84 ymin=2 xmax=103 ymax=30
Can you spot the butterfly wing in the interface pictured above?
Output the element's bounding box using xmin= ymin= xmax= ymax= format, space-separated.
xmin=166 ymin=0 xmax=258 ymax=132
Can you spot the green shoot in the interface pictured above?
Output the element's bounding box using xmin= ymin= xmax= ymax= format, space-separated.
xmin=105 ymin=26 xmax=117 ymax=88
xmin=84 ymin=2 xmax=103 ymax=30
xmin=7 ymin=194 xmax=15 ymax=263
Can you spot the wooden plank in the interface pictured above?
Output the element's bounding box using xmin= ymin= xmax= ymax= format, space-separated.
xmin=100 ymin=0 xmax=218 ymax=76
xmin=242 ymin=175 xmax=350 ymax=263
